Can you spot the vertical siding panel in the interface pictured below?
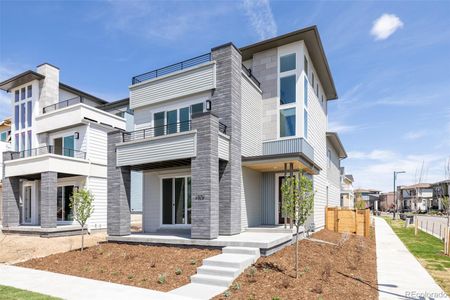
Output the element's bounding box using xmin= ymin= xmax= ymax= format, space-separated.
xmin=261 ymin=172 xmax=275 ymax=225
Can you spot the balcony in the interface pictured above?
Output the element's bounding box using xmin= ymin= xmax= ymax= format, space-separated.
xmin=263 ymin=138 xmax=314 ymax=161
xmin=3 ymin=146 xmax=104 ymax=178
xmin=116 ymin=120 xmax=229 ymax=167
xmin=129 ymin=53 xmax=216 ymax=109
xmin=36 ymin=102 xmax=126 ymax=134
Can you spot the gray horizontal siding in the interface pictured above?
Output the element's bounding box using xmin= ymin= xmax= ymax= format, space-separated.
xmin=218 ymin=134 xmax=230 ymax=161
xmin=261 ymin=172 xmax=275 ymax=225
xmin=263 ymin=138 xmax=314 ymax=161
xmin=130 ymin=62 xmax=216 ymax=109
xmin=117 ymin=132 xmax=196 ymax=166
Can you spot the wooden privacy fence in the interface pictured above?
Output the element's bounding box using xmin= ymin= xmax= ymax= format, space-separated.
xmin=325 ymin=207 xmax=371 ymax=237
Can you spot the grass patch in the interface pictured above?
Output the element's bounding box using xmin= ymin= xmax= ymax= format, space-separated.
xmin=0 ymin=285 xmax=60 ymax=300
xmin=382 ymin=217 xmax=450 ymax=295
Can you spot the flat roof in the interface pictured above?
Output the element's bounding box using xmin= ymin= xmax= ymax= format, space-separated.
xmin=59 ymin=82 xmax=108 ymax=105
xmin=240 ymin=26 xmax=337 ymax=100
xmin=0 ymin=71 xmax=45 ymax=91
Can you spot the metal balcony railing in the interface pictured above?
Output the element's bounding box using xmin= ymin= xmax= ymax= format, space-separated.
xmin=122 ymin=120 xmax=228 ymax=142
xmin=132 ymin=53 xmax=212 ymax=84
xmin=9 ymin=146 xmax=86 ymax=160
xmin=242 ymin=64 xmax=261 ymax=88
xmin=42 ymin=97 xmax=83 ymax=114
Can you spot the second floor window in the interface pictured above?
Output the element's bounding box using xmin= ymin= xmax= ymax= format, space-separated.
xmin=27 ymin=101 xmax=32 ymax=126
xmin=21 ymin=88 xmax=25 ymax=100
xmin=15 ymin=105 xmax=19 ymax=129
xmin=304 ymin=109 xmax=308 ymax=139
xmin=21 ymin=103 xmax=26 ymax=129
xmin=280 ymin=75 xmax=296 ymax=104
xmin=280 ymin=53 xmax=296 ymax=73
xmin=280 ymin=108 xmax=296 ymax=137
xmin=15 ymin=90 xmax=19 ymax=102
xmin=0 ymin=131 xmax=7 ymax=142
xmin=27 ymin=85 xmax=32 ymax=98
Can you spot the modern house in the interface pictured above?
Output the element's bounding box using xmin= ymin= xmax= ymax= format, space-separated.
xmin=378 ymin=192 xmax=395 ymax=211
xmin=107 ymin=26 xmax=346 ymax=241
xmin=399 ymin=183 xmax=434 ymax=212
xmin=0 ymin=63 xmax=126 ymax=235
xmin=432 ymin=179 xmax=449 ymax=211
xmin=0 ymin=117 xmax=12 ymax=225
xmin=339 ymin=167 xmax=354 ymax=208
xmin=354 ymin=188 xmax=380 ymax=210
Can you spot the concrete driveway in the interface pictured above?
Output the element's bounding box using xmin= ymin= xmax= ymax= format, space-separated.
xmin=0 ymin=230 xmax=106 ymax=264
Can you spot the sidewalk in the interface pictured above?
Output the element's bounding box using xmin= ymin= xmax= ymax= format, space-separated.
xmin=0 ymin=264 xmax=196 ymax=300
xmin=375 ymin=217 xmax=448 ymax=299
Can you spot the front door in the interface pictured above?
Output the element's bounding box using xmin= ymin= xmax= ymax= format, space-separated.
xmin=57 ymin=186 xmax=74 ymax=222
xmin=162 ymin=177 xmax=191 ymax=225
xmin=23 ymin=186 xmax=32 ymax=223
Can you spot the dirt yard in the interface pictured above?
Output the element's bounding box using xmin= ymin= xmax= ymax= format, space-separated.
xmin=214 ymin=229 xmax=378 ymax=300
xmin=0 ymin=231 xmax=106 ymax=264
xmin=18 ymin=243 xmax=220 ymax=292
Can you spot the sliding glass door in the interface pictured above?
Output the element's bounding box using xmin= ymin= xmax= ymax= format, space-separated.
xmin=162 ymin=177 xmax=191 ymax=225
xmin=57 ymin=186 xmax=74 ymax=222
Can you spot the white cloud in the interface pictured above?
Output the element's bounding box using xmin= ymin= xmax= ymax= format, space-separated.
xmin=243 ymin=0 xmax=277 ymax=40
xmin=403 ymin=130 xmax=427 ymax=140
xmin=348 ymin=149 xmax=396 ymax=161
xmin=370 ymin=13 xmax=404 ymax=40
xmin=328 ymin=121 xmax=359 ymax=133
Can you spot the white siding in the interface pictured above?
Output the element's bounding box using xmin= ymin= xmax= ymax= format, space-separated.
xmin=87 ymin=124 xmax=108 ymax=165
xmin=116 ymin=132 xmax=196 ymax=167
xmin=241 ymin=73 xmax=263 ymax=157
xmin=327 ymin=140 xmax=341 ymax=206
xmin=130 ymin=62 xmax=216 ymax=109
xmin=241 ymin=167 xmax=262 ymax=230
xmin=87 ymin=177 xmax=107 ymax=229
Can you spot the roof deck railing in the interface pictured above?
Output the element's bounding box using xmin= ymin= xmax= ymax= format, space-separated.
xmin=131 ymin=53 xmax=212 ymax=85
xmin=42 ymin=96 xmax=83 ymax=114
xmin=241 ymin=64 xmax=261 ymax=88
xmin=9 ymin=145 xmax=86 ymax=160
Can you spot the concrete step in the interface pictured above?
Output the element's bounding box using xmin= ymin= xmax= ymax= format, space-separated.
xmin=197 ymin=265 xmax=240 ymax=278
xmin=170 ymin=283 xmax=227 ymax=300
xmin=202 ymin=253 xmax=255 ymax=270
xmin=190 ymin=273 xmax=233 ymax=287
xmin=245 ymin=227 xmax=294 ymax=233
xmin=222 ymin=246 xmax=260 ymax=258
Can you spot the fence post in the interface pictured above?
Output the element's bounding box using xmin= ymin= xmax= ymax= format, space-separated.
xmin=445 ymin=227 xmax=450 ymax=256
xmin=325 ymin=206 xmax=328 ymax=230
xmin=355 ymin=209 xmax=359 ymax=235
xmin=414 ymin=216 xmax=418 ymax=236
xmin=364 ymin=209 xmax=370 ymax=237
xmin=334 ymin=207 xmax=339 ymax=232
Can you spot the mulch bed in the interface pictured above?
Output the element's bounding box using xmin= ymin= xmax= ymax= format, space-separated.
xmin=214 ymin=229 xmax=377 ymax=300
xmin=17 ymin=243 xmax=220 ymax=292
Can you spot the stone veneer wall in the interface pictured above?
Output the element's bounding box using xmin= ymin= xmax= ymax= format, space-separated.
xmin=40 ymin=171 xmax=57 ymax=228
xmin=2 ymin=152 xmax=20 ymax=227
xmin=211 ymin=43 xmax=242 ymax=235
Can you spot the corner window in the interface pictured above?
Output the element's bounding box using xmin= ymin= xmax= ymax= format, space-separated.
xmin=280 ymin=75 xmax=296 ymax=105
xmin=304 ymin=77 xmax=308 ymax=107
xmin=21 ymin=88 xmax=25 ymax=100
xmin=280 ymin=53 xmax=296 ymax=73
xmin=15 ymin=90 xmax=19 ymax=102
xmin=280 ymin=108 xmax=296 ymax=137
xmin=27 ymin=85 xmax=32 ymax=98
xmin=304 ymin=56 xmax=308 ymax=77
xmin=304 ymin=109 xmax=308 ymax=139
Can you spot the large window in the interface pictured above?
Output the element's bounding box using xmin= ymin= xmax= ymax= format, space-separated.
xmin=154 ymin=111 xmax=165 ymax=136
xmin=27 ymin=101 xmax=32 ymax=126
xmin=53 ymin=135 xmax=75 ymax=157
xmin=21 ymin=88 xmax=25 ymax=100
xmin=57 ymin=186 xmax=74 ymax=221
xmin=179 ymin=107 xmax=190 ymax=132
xmin=14 ymin=105 xmax=19 ymax=129
xmin=15 ymin=90 xmax=19 ymax=102
xmin=15 ymin=134 xmax=19 ymax=151
xmin=304 ymin=56 xmax=309 ymax=77
xmin=280 ymin=108 xmax=296 ymax=137
xmin=0 ymin=131 xmax=7 ymax=142
xmin=280 ymin=75 xmax=296 ymax=105
xmin=27 ymin=85 xmax=32 ymax=98
xmin=167 ymin=110 xmax=177 ymax=134
xmin=162 ymin=176 xmax=191 ymax=225
xmin=153 ymin=102 xmax=203 ymax=136
xmin=304 ymin=110 xmax=308 ymax=139
xmin=280 ymin=53 xmax=296 ymax=73
xmin=304 ymin=77 xmax=308 ymax=107
xmin=21 ymin=103 xmax=26 ymax=129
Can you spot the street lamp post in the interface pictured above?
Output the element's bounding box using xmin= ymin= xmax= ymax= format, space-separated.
xmin=393 ymin=171 xmax=406 ymax=219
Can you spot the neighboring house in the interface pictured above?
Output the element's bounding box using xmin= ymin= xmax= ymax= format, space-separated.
xmin=398 ymin=183 xmax=434 ymax=212
xmin=378 ymin=192 xmax=395 ymax=211
xmin=354 ymin=188 xmax=380 ymax=210
xmin=432 ymin=179 xmax=450 ymax=211
xmin=107 ymin=26 xmax=346 ymax=239
xmin=0 ymin=117 xmax=12 ymax=224
xmin=340 ymin=168 xmax=354 ymax=208
xmin=0 ymin=63 xmax=126 ymax=233
xmin=99 ymin=98 xmax=143 ymax=213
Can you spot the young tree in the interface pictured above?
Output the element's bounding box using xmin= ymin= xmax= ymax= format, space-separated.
xmin=354 ymin=192 xmax=365 ymax=210
xmin=70 ymin=188 xmax=94 ymax=252
xmin=281 ymin=171 xmax=314 ymax=278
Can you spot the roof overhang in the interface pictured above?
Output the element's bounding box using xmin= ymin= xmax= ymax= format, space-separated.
xmin=240 ymin=25 xmax=337 ymax=100
xmin=59 ymin=83 xmax=108 ymax=105
xmin=242 ymin=153 xmax=321 ymax=175
xmin=326 ymin=132 xmax=347 ymax=159
xmin=0 ymin=71 xmax=45 ymax=92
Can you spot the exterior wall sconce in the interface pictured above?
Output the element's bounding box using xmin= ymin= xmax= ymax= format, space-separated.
xmin=74 ymin=132 xmax=79 ymax=139
xmin=206 ymin=100 xmax=212 ymax=111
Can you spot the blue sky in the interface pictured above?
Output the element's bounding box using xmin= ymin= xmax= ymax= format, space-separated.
xmin=1 ymin=0 xmax=449 ymax=191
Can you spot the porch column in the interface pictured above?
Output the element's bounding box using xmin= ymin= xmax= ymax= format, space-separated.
xmin=191 ymin=112 xmax=219 ymax=239
xmin=41 ymin=171 xmax=57 ymax=228
xmin=211 ymin=43 xmax=242 ymax=235
xmin=107 ymin=131 xmax=131 ymax=236
xmin=2 ymin=152 xmax=20 ymax=227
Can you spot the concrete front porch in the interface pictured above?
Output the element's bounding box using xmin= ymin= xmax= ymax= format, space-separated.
xmin=107 ymin=226 xmax=300 ymax=256
xmin=1 ymin=224 xmax=84 ymax=238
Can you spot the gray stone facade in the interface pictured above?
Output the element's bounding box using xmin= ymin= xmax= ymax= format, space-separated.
xmin=40 ymin=171 xmax=57 ymax=228
xmin=2 ymin=152 xmax=20 ymax=227
xmin=107 ymin=131 xmax=131 ymax=236
xmin=191 ymin=112 xmax=220 ymax=239
xmin=211 ymin=43 xmax=242 ymax=235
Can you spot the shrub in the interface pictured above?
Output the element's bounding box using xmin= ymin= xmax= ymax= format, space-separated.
xmin=158 ymin=274 xmax=166 ymax=284
xmin=190 ymin=259 xmax=197 ymax=265
xmin=175 ymin=268 xmax=182 ymax=275
xmin=231 ymin=282 xmax=241 ymax=290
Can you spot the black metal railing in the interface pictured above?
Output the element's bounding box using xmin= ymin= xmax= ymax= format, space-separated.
xmin=122 ymin=120 xmax=228 ymax=142
xmin=9 ymin=146 xmax=86 ymax=160
xmin=43 ymin=97 xmax=83 ymax=114
xmin=132 ymin=53 xmax=212 ymax=84
xmin=242 ymin=64 xmax=261 ymax=88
